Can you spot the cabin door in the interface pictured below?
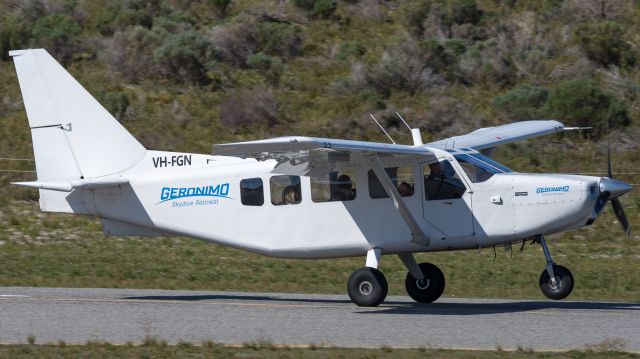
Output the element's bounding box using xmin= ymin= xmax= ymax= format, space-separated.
xmin=421 ymin=160 xmax=474 ymax=239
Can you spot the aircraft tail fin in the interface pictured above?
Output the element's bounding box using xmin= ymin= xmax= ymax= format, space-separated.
xmin=9 ymin=49 xmax=146 ymax=182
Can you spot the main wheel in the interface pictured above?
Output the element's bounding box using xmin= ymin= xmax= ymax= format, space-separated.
xmin=405 ymin=262 xmax=445 ymax=303
xmin=539 ymin=264 xmax=574 ymax=300
xmin=347 ymin=267 xmax=388 ymax=307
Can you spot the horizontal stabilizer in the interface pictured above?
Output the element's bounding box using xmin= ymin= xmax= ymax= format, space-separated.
xmin=13 ymin=177 xmax=130 ymax=192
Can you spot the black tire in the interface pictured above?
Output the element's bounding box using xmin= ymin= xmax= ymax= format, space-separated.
xmin=347 ymin=267 xmax=388 ymax=307
xmin=405 ymin=262 xmax=445 ymax=303
xmin=539 ymin=264 xmax=574 ymax=300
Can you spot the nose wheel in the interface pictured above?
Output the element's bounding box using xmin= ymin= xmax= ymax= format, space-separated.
xmin=537 ymin=235 xmax=574 ymax=300
xmin=404 ymin=262 xmax=445 ymax=303
xmin=539 ymin=264 xmax=574 ymax=300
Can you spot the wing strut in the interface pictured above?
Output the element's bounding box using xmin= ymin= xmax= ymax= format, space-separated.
xmin=370 ymin=156 xmax=430 ymax=246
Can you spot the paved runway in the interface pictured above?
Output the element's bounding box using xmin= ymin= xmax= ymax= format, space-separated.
xmin=0 ymin=287 xmax=639 ymax=351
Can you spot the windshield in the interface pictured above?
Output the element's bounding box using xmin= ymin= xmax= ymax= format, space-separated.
xmin=454 ymin=153 xmax=511 ymax=183
xmin=469 ymin=153 xmax=512 ymax=173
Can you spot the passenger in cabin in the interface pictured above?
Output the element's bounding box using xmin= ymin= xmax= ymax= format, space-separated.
xmin=398 ymin=181 xmax=414 ymax=196
xmin=332 ymin=174 xmax=356 ymax=201
xmin=282 ymin=185 xmax=301 ymax=204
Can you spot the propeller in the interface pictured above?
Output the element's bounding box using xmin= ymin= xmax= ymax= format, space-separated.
xmin=597 ymin=141 xmax=632 ymax=237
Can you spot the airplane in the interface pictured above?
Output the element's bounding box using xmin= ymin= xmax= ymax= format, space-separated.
xmin=8 ymin=49 xmax=633 ymax=307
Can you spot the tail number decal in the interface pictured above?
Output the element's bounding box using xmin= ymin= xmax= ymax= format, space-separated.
xmin=153 ymin=155 xmax=192 ymax=168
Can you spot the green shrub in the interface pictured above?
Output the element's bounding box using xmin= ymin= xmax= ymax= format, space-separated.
xmin=337 ymin=42 xmax=367 ymax=60
xmin=419 ymin=40 xmax=460 ymax=76
xmin=208 ymin=0 xmax=233 ymax=18
xmin=153 ymin=31 xmax=216 ymax=85
xmin=442 ymin=38 xmax=466 ymax=55
xmin=97 ymin=91 xmax=130 ymax=120
xmin=209 ymin=20 xmax=259 ymax=66
xmin=219 ymin=87 xmax=279 ymax=127
xmin=402 ymin=1 xmax=432 ymax=37
xmin=310 ymin=0 xmax=337 ymax=19
xmin=545 ymin=80 xmax=630 ymax=136
xmin=102 ymin=26 xmax=162 ymax=82
xmin=573 ymin=21 xmax=635 ymax=67
xmin=293 ymin=0 xmax=316 ymax=10
xmin=494 ymin=84 xmax=549 ymax=120
xmin=494 ymin=80 xmax=630 ymax=136
xmin=0 ymin=15 xmax=31 ymax=61
xmin=445 ymin=0 xmax=483 ymax=26
xmin=355 ymin=40 xmax=447 ymax=97
xmin=402 ymin=0 xmax=483 ymax=38
xmin=247 ymin=52 xmax=285 ymax=84
xmin=458 ymin=40 xmax=516 ymax=87
xmin=257 ymin=23 xmax=304 ymax=59
xmin=293 ymin=0 xmax=337 ymax=19
xmin=30 ymin=14 xmax=82 ymax=63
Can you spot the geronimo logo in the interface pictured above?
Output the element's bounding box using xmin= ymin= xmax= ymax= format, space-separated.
xmin=157 ymin=183 xmax=230 ymax=206
xmin=536 ymin=185 xmax=569 ymax=194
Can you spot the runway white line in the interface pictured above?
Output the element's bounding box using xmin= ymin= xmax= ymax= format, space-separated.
xmin=0 ymin=295 xmax=30 ymax=298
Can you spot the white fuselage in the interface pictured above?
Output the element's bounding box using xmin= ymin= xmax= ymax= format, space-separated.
xmin=39 ymin=147 xmax=601 ymax=259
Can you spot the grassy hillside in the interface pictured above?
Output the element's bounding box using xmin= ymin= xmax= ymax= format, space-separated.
xmin=0 ymin=0 xmax=639 ymax=299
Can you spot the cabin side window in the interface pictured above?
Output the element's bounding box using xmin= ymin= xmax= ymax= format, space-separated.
xmin=423 ymin=160 xmax=466 ymax=201
xmin=240 ymin=178 xmax=264 ymax=206
xmin=368 ymin=166 xmax=414 ymax=199
xmin=311 ymin=170 xmax=357 ymax=202
xmin=270 ymin=175 xmax=301 ymax=205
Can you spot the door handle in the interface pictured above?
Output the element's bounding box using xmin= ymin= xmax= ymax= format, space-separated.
xmin=490 ymin=195 xmax=503 ymax=205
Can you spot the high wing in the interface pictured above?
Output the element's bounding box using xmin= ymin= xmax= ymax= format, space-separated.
xmin=427 ymin=120 xmax=565 ymax=151
xmin=214 ymin=136 xmax=437 ymax=176
xmin=214 ymin=136 xmax=435 ymax=246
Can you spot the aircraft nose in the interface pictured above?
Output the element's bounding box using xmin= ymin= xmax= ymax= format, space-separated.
xmin=599 ymin=177 xmax=633 ymax=199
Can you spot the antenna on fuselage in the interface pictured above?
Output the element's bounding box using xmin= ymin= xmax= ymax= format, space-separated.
xmin=395 ymin=112 xmax=424 ymax=147
xmin=396 ymin=111 xmax=412 ymax=131
xmin=369 ymin=113 xmax=396 ymax=144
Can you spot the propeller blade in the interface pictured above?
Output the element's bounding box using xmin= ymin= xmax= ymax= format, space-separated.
xmin=610 ymin=198 xmax=631 ymax=237
xmin=607 ymin=141 xmax=612 ymax=178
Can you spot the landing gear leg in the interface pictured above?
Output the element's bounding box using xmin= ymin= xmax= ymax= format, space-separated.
xmin=538 ymin=235 xmax=574 ymax=300
xmin=347 ymin=248 xmax=388 ymax=307
xmin=399 ymin=253 xmax=445 ymax=303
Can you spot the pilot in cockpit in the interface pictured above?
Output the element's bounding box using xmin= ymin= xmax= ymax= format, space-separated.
xmin=425 ymin=161 xmax=465 ymax=200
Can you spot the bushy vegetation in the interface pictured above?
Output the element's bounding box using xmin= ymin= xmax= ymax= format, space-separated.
xmin=0 ymin=0 xmax=637 ymax=148
xmin=0 ymin=0 xmax=636 ymax=182
xmin=494 ymin=80 xmax=630 ymax=137
xmin=573 ymin=21 xmax=635 ymax=68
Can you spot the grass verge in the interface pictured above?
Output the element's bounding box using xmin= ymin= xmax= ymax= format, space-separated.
xmin=0 ymin=341 xmax=638 ymax=359
xmin=0 ymin=197 xmax=638 ymax=302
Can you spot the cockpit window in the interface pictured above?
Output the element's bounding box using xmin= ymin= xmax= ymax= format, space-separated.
xmin=424 ymin=160 xmax=466 ymax=200
xmin=454 ymin=154 xmax=510 ymax=183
